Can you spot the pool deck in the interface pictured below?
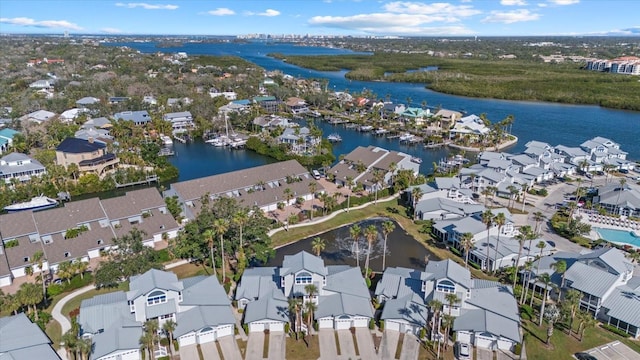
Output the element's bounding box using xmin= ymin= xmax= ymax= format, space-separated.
xmin=580 ymin=210 xmax=640 ymax=247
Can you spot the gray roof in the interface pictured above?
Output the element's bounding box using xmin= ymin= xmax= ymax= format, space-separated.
xmin=315 ymin=292 xmax=373 ymax=319
xmin=324 ymin=266 xmax=369 ymax=297
xmin=113 ymin=110 xmax=151 ymax=124
xmin=0 ymin=152 xmax=46 ymax=176
xmin=424 ymin=259 xmax=472 ymax=289
xmin=0 ymin=313 xmax=58 ymax=359
xmin=146 ymin=299 xmax=177 ymax=319
xmin=100 ymin=187 xmax=166 ymax=220
xmin=127 ymin=269 xmax=183 ymax=301
xmin=174 ymin=305 xmax=236 ymax=338
xmin=91 ymin=320 xmax=142 ymax=359
xmin=578 ymin=247 xmax=633 ymax=275
xmin=181 ymin=275 xmax=230 ymax=306
xmin=76 ymin=97 xmax=100 ymax=105
xmin=453 ymin=308 xmax=520 ymax=343
xmin=434 ymin=216 xmax=487 ymax=237
xmin=602 ymin=282 xmax=640 ymax=328
xmin=374 ymin=267 xmax=424 ymax=300
xmin=281 ymin=251 xmax=327 ymax=277
xmin=433 ymin=177 xmax=462 ymax=190
xmin=467 ymin=285 xmax=519 ymax=323
xmin=380 ymin=294 xmax=428 ymax=327
xmin=564 ymin=261 xmax=620 ymax=298
xmin=235 ymin=267 xmax=279 ymax=301
xmin=416 ymin=197 xmax=485 ymax=218
xmin=244 ymin=288 xmax=289 ymax=323
xmin=79 ymin=291 xmax=132 ymax=334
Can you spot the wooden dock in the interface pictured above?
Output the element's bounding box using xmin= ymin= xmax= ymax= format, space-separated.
xmin=114 ymin=175 xmax=159 ymax=188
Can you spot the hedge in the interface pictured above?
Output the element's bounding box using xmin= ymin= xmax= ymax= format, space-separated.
xmin=602 ymin=324 xmax=630 ymax=338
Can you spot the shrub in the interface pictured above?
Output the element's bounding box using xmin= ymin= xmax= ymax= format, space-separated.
xmin=173 ymin=340 xmax=179 ymax=351
xmin=379 ymin=320 xmax=385 ymax=330
xmin=514 ymin=343 xmax=522 ymax=355
xmin=419 ymin=328 xmax=426 ymax=339
xmin=602 ymin=324 xmax=630 ymax=338
xmin=520 ymin=305 xmax=533 ymax=320
xmin=284 ymin=323 xmax=290 ymax=333
xmin=450 ymin=247 xmax=462 ymax=257
xmin=47 ymin=284 xmax=64 ymax=297
xmin=243 ymin=324 xmax=249 ymax=334
xmin=369 ymin=318 xmax=375 ymax=330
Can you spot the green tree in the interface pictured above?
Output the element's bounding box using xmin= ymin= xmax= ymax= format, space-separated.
xmin=564 ymin=289 xmax=582 ymax=334
xmin=481 ymin=210 xmax=494 ymax=272
xmin=544 ymin=304 xmax=560 ymax=345
xmin=162 ymin=319 xmax=177 ymax=359
xmin=492 ymin=212 xmax=506 ymax=272
xmin=460 ymin=232 xmax=475 ymax=269
xmin=311 ymin=237 xmax=325 ymax=257
xmin=381 ymin=221 xmax=396 ymax=271
xmin=213 ymin=218 xmax=230 ymax=282
xmin=17 ymin=282 xmax=43 ymax=320
xmin=364 ymin=224 xmax=378 ymax=275
xmin=411 ymin=186 xmax=424 ymax=220
xmin=538 ymin=273 xmax=554 ymax=327
xmin=349 ymin=224 xmax=362 ymax=269
xmin=445 ymin=293 xmax=460 ymax=317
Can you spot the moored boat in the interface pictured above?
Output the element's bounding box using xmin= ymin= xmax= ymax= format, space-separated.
xmin=327 ymin=133 xmax=342 ymax=142
xmin=411 ymin=157 xmax=423 ymax=164
xmin=4 ymin=195 xmax=58 ymax=213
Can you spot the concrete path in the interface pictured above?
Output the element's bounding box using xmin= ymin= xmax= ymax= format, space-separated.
xmin=355 ymin=328 xmax=377 ymax=360
xmin=399 ymin=333 xmax=420 ymax=360
xmin=219 ymin=335 xmax=242 ymax=360
xmin=336 ymin=329 xmax=357 ymax=359
xmin=179 ymin=343 xmax=200 ymax=360
xmin=496 ymin=349 xmax=518 ymax=360
xmin=201 ymin=341 xmax=221 ymax=360
xmin=379 ymin=330 xmax=399 ymax=360
xmin=246 ymin=332 xmax=265 ymax=360
xmin=318 ymin=329 xmax=338 ymax=360
xmin=476 ymin=348 xmax=493 ymax=360
xmin=52 ymin=284 xmax=96 ymax=335
xmin=268 ymin=331 xmax=285 ymax=360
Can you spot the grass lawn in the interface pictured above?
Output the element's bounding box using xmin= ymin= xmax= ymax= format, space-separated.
xmin=169 ymin=262 xmax=214 ymax=279
xmin=45 ymin=319 xmax=62 ymax=349
xmin=285 ymin=335 xmax=320 ymax=359
xmin=523 ymin=319 xmax=640 ymax=360
xmin=60 ymin=282 xmax=128 ymax=322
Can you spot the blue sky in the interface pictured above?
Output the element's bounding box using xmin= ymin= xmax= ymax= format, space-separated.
xmin=1 ymin=0 xmax=638 ymax=37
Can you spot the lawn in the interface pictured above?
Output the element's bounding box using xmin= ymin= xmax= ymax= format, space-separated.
xmin=523 ymin=319 xmax=640 ymax=360
xmin=285 ymin=335 xmax=320 ymax=359
xmin=60 ymin=282 xmax=128 ymax=322
xmin=45 ymin=319 xmax=62 ymax=349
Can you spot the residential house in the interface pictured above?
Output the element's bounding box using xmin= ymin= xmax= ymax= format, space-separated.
xmin=109 ymin=97 xmax=130 ymax=105
xmin=219 ymin=100 xmax=250 ymax=117
xmin=594 ymin=183 xmax=640 ymax=217
xmin=209 ymin=88 xmax=238 ymax=100
xmin=278 ymin=126 xmax=320 ymax=155
xmin=253 ymin=115 xmax=289 ymax=130
xmin=163 ymin=111 xmax=194 ymax=135
xmin=114 ymin=110 xmax=152 ymax=126
xmin=74 ymin=128 xmax=113 ymax=143
xmin=164 ymin=160 xmax=324 ymax=220
xmin=285 ymin=97 xmax=309 ymax=114
xmin=76 ymin=96 xmax=100 ymax=107
xmin=253 ymin=96 xmax=281 ymax=113
xmin=142 ymin=95 xmax=158 ymax=105
xmin=19 ymin=110 xmax=56 ymax=124
xmin=0 ymin=313 xmax=61 ymax=360
xmin=400 ymin=107 xmax=431 ymax=126
xmin=0 ymin=128 xmax=20 ymax=154
xmin=236 ymin=251 xmax=373 ymax=332
xmin=450 ymin=114 xmax=490 ymax=141
xmin=0 ymin=152 xmax=47 ymax=184
xmin=375 ymin=259 xmax=521 ymax=351
xmin=56 ymin=137 xmax=119 ymax=175
xmin=29 ymin=80 xmax=54 ymax=89
xmin=167 ymin=97 xmax=192 ymax=107
xmin=433 ymin=109 xmax=462 ymax=130
xmin=59 ymin=108 xmax=89 ymax=123
xmin=580 ymin=137 xmax=633 ymax=170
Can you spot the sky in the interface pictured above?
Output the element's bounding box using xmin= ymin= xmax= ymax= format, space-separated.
xmin=1 ymin=0 xmax=639 ymax=37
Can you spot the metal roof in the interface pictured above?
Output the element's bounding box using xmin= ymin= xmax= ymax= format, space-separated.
xmin=564 ymin=261 xmax=620 ymax=298
xmin=281 ymin=251 xmax=327 ymax=277
xmin=174 ymin=305 xmax=235 ymax=338
xmin=380 ymin=294 xmax=428 ymax=327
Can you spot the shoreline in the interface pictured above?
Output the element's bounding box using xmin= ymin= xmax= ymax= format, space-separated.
xmin=447 ymin=136 xmax=518 ymax=153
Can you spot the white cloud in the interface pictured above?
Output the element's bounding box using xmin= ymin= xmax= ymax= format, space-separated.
xmin=207 ymin=8 xmax=235 ymax=16
xmin=115 ymin=2 xmax=178 ymax=10
xmin=537 ymin=3 xmax=548 ymax=7
xmin=0 ymin=17 xmax=83 ymax=30
xmin=482 ymin=9 xmax=539 ymax=23
xmin=259 ymin=9 xmax=280 ymax=17
xmin=547 ymin=0 xmax=579 ymax=4
xmin=101 ymin=27 xmax=123 ymax=34
xmin=383 ymin=2 xmax=481 ymax=17
xmin=309 ymin=13 xmax=475 ymax=35
xmin=501 ymin=0 xmax=527 ymax=5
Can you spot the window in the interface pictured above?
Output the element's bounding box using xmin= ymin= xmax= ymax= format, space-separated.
xmin=128 ymin=300 xmax=135 ymax=313
xmin=24 ymin=257 xmax=30 ymax=262
xmin=160 ymin=313 xmax=174 ymax=320
xmin=295 ymin=272 xmax=312 ymax=285
xmin=436 ymin=279 xmax=456 ymax=293
xmin=147 ymin=290 xmax=167 ymax=305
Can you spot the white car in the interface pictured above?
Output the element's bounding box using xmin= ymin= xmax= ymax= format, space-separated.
xmin=457 ymin=342 xmax=471 ymax=360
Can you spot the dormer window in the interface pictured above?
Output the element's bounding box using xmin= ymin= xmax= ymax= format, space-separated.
xmin=147 ymin=290 xmax=167 ymax=305
xmin=295 ymin=272 xmax=312 ymax=285
xmin=436 ymin=279 xmax=456 ymax=293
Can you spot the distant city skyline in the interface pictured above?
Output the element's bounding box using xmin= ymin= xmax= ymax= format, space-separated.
xmin=1 ymin=0 xmax=639 ymax=37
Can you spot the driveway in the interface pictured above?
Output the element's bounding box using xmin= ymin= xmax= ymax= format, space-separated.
xmin=399 ymin=333 xmax=419 ymax=360
xmin=379 ymin=330 xmax=399 ymax=360
xmin=318 ymin=329 xmax=338 ymax=360
xmin=218 ymin=335 xmax=242 ymax=360
xmin=336 ymin=329 xmax=357 ymax=359
xmin=268 ymin=331 xmax=286 ymax=360
xmin=355 ymin=328 xmax=377 ymax=360
xmin=496 ymin=349 xmax=517 ymax=360
xmin=200 ymin=341 xmax=221 ymax=360
xmin=179 ymin=343 xmax=200 ymax=360
xmin=246 ymin=332 xmax=265 ymax=360
xmin=476 ymin=348 xmax=494 ymax=360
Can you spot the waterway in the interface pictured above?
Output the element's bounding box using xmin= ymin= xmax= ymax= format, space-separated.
xmin=265 ymin=218 xmax=434 ymax=271
xmin=105 ymin=41 xmax=640 ymax=182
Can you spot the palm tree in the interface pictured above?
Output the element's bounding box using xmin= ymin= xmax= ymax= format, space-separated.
xmin=364 ymin=224 xmax=378 ymax=274
xmin=345 ymin=176 xmax=354 ymax=212
xmin=533 ymin=211 xmax=546 ymax=234
xmin=140 ymin=331 xmax=155 ymax=360
xmin=308 ymin=181 xmax=318 ymax=220
xmin=304 ymin=300 xmax=317 ymax=336
xmin=311 ymin=237 xmax=325 ymax=257
xmin=145 ymin=319 xmax=159 ymax=357
xmin=202 ymin=229 xmax=215 ymax=275
xmin=381 ymin=221 xmax=395 ymax=271
xmin=530 ymin=240 xmax=548 ymax=307
xmin=17 ymin=282 xmax=43 ymax=320
xmin=212 ymin=219 xmax=230 ymax=282
xmin=411 ymin=187 xmax=424 ymax=220
xmin=304 ymin=283 xmax=318 ymax=334
xmin=521 ymin=184 xmax=530 ymax=212
xmin=481 ymin=210 xmax=494 ymax=272
xmin=512 ymin=226 xmax=531 ymax=291
xmin=232 ymin=210 xmax=249 ymax=249
xmin=552 ymin=260 xmax=567 ymax=298
xmin=372 ymin=169 xmax=385 ymax=203
xmin=288 ymin=297 xmax=303 ymax=340
xmin=57 ymin=261 xmax=75 ymax=284
xmin=61 ymin=329 xmax=78 ymax=360
xmin=428 ymin=299 xmax=443 ymax=356
xmin=349 ymin=224 xmax=362 ymax=269
xmin=538 ymin=273 xmax=554 ymax=327
xmin=543 ymin=304 xmax=560 ymax=345
xmin=441 ymin=314 xmax=455 ymax=350
xmin=614 ymin=178 xmax=627 ymax=215
xmin=162 ymin=319 xmax=177 ymax=359
xmin=579 ymin=312 xmax=598 ymax=341
xmin=521 ymin=260 xmax=533 ymax=305
xmin=32 ymin=250 xmax=47 ymax=306
xmin=77 ymin=337 xmax=93 ymax=360
xmin=492 ymin=212 xmax=506 ymax=272
xmin=459 ymin=232 xmax=474 ymax=269
xmin=445 ymin=293 xmax=460 ymax=317
xmin=283 ymin=187 xmax=293 ymax=206
xmin=4 ymin=293 xmax=21 ymax=315
xmin=564 ymin=289 xmax=582 ymax=334
xmin=74 ymin=260 xmax=89 ymax=280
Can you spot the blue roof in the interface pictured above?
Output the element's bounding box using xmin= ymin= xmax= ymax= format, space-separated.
xmin=56 ymin=137 xmax=105 ymax=153
xmin=0 ymin=128 xmax=20 ymax=139
xmin=233 ymin=99 xmax=251 ymax=105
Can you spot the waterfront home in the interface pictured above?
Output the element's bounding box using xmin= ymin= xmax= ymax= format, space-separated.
xmin=74 ymin=127 xmax=113 ymax=143
xmin=449 ymin=114 xmax=490 ymax=141
xmin=113 ymin=110 xmax=152 ymax=126
xmin=209 ymin=87 xmax=238 ymax=100
xmin=328 ymin=146 xmax=419 ymax=192
xmin=0 ymin=152 xmax=47 ymax=184
xmin=0 ymin=128 xmax=20 ymax=154
xmin=236 ymin=251 xmax=373 ymax=332
xmin=19 ymin=109 xmax=56 ymax=124
xmin=0 ymin=313 xmax=60 ymax=360
xmin=580 ymin=136 xmax=634 ymax=170
xmin=108 ymin=96 xmax=129 ymax=105
xmin=254 ymin=96 xmax=282 ymax=113
xmin=0 ymin=188 xmax=180 ymax=288
xmin=55 ymin=137 xmax=119 ymax=175
xmin=375 ymin=259 xmax=521 ymax=351
xmin=253 ymin=114 xmax=289 ymax=130
xmin=278 ymin=126 xmax=320 ymax=155
xmin=528 ymin=247 xmax=639 ymax=338
xmin=285 ymin=97 xmax=309 ymax=114
xmin=219 ymin=100 xmax=250 ymax=116
xmin=76 ymin=96 xmax=100 ymax=107
xmin=400 ymin=107 xmax=431 ymax=126
xmin=59 ymin=108 xmax=89 ymax=123
xmin=164 ymin=160 xmax=325 ymax=220
xmin=434 ymin=109 xmax=463 ymax=130
xmin=594 ymin=182 xmax=640 ymax=217
xmin=163 ymin=111 xmax=194 ymax=134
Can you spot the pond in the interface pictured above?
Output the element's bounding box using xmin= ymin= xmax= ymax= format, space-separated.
xmin=266 ymin=217 xmax=435 ymax=272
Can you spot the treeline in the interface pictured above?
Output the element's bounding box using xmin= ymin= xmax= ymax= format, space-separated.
xmin=275 ymin=53 xmax=640 ymax=111
xmin=246 ymin=137 xmax=336 ymax=168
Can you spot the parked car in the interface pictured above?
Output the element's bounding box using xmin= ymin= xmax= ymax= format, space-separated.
xmin=457 ymin=342 xmax=471 ymax=360
xmin=312 ymin=169 xmax=321 ymax=180
xmin=574 ymin=352 xmax=597 ymax=360
xmin=619 ymin=169 xmax=629 ymax=174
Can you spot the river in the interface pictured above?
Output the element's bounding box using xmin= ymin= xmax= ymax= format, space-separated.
xmin=105 ymin=41 xmax=640 ymax=181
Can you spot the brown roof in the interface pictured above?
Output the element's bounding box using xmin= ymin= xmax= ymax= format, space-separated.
xmin=374 ymin=151 xmax=406 ymax=171
xmin=171 ymin=160 xmax=311 ymax=202
xmin=112 ymin=209 xmax=180 ymax=241
xmin=0 ymin=256 xmax=10 ymax=277
xmin=33 ymin=198 xmax=106 ymax=235
xmin=344 ymin=146 xmax=387 ymax=167
xmin=328 ymin=162 xmax=359 ymax=182
xmin=101 ymin=188 xmax=165 ymax=220
xmin=0 ymin=211 xmax=38 ymax=238
xmin=5 ymin=236 xmax=46 ymax=270
xmin=43 ymin=221 xmax=116 ymax=265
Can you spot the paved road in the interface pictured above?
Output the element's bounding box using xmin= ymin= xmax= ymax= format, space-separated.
xmin=355 ymin=328 xmax=377 ymax=360
xmin=219 ymin=336 xmax=242 ymax=360
xmin=476 ymin=348 xmax=493 ymax=360
xmin=201 ymin=341 xmax=221 ymax=360
xmin=179 ymin=343 xmax=200 ymax=360
xmin=268 ymin=331 xmax=285 ymax=360
xmin=246 ymin=332 xmax=264 ymax=360
xmin=336 ymin=329 xmax=357 ymax=359
xmin=399 ymin=333 xmax=420 ymax=360
xmin=379 ymin=330 xmax=399 ymax=360
xmin=318 ymin=329 xmax=338 ymax=360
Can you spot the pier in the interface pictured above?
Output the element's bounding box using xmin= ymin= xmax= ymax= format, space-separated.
xmin=114 ymin=174 xmax=159 ymax=188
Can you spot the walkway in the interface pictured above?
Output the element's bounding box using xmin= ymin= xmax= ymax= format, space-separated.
xmin=51 ymin=284 xmax=96 ymax=360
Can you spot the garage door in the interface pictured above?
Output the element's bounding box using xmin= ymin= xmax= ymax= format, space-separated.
xmin=216 ymin=325 xmax=234 ymax=338
xmin=497 ymin=338 xmax=514 ymax=351
xmin=335 ymin=316 xmax=352 ymax=330
xmin=353 ymin=317 xmax=368 ymax=328
xmin=385 ymin=320 xmax=400 ymax=332
xmin=179 ymin=333 xmax=196 ymax=347
xmin=198 ymin=327 xmax=216 ymax=344
xmin=250 ymin=322 xmax=265 ymax=333
xmin=268 ymin=322 xmax=284 ymax=332
xmin=475 ymin=333 xmax=496 ymax=349
xmin=319 ymin=318 xmax=334 ymax=329
xmin=457 ymin=331 xmax=472 ymax=344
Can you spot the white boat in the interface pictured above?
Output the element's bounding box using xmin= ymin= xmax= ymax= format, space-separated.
xmin=359 ymin=125 xmax=374 ymax=132
xmin=399 ymin=133 xmax=414 ymax=142
xmin=4 ymin=195 xmax=58 ymax=213
xmin=327 ymin=133 xmax=342 ymax=142
xmin=411 ymin=157 xmax=423 ymax=164
xmin=160 ymin=135 xmax=173 ymax=146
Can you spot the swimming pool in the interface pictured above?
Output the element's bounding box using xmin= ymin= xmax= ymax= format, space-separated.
xmin=595 ymin=227 xmax=640 ymax=247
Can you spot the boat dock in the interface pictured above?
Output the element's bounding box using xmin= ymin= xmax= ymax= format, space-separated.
xmin=327 ymin=117 xmax=349 ymax=125
xmin=158 ymin=148 xmax=175 ymax=156
xmin=114 ymin=175 xmax=159 ymax=188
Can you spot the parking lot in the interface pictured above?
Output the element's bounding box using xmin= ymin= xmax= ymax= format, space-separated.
xmin=579 ymin=341 xmax=640 ymax=360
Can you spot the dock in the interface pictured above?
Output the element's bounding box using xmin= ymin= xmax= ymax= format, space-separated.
xmin=114 ymin=174 xmax=159 ymax=188
xmin=158 ymin=148 xmax=175 ymax=156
